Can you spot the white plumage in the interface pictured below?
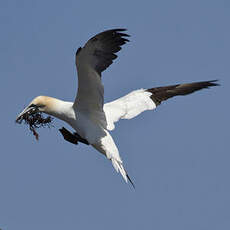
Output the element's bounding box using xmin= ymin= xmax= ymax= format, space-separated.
xmin=16 ymin=29 xmax=218 ymax=187
xmin=104 ymin=89 xmax=156 ymax=130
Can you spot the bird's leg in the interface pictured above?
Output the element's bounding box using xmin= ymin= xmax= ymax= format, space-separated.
xmin=59 ymin=127 xmax=89 ymax=145
xmin=59 ymin=127 xmax=79 ymax=145
xmin=73 ymin=132 xmax=89 ymax=145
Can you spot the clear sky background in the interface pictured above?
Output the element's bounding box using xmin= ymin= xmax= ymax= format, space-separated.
xmin=0 ymin=0 xmax=229 ymax=229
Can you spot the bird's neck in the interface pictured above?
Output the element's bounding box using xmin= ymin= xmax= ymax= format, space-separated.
xmin=43 ymin=97 xmax=75 ymax=122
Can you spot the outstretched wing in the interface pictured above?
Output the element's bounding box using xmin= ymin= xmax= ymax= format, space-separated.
xmin=104 ymin=80 xmax=219 ymax=130
xmin=73 ymin=29 xmax=129 ymax=118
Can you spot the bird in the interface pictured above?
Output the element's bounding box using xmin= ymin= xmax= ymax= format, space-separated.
xmin=16 ymin=28 xmax=218 ymax=187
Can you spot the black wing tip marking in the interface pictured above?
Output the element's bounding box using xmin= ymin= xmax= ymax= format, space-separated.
xmin=93 ymin=28 xmax=130 ymax=45
xmin=89 ymin=28 xmax=130 ymax=74
xmin=147 ymin=80 xmax=219 ymax=106
xmin=89 ymin=28 xmax=130 ymax=44
xmin=206 ymin=79 xmax=220 ymax=86
xmin=103 ymin=28 xmax=130 ymax=35
xmin=75 ymin=28 xmax=130 ymax=73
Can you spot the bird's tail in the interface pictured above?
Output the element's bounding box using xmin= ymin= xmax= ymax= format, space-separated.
xmin=111 ymin=158 xmax=135 ymax=188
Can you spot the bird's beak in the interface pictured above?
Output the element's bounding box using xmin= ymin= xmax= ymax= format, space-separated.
xmin=16 ymin=106 xmax=36 ymax=123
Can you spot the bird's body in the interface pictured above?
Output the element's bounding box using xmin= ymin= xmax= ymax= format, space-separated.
xmin=16 ymin=29 xmax=218 ymax=187
xmin=31 ymin=95 xmax=133 ymax=183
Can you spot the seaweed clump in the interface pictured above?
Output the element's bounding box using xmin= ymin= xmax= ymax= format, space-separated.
xmin=16 ymin=112 xmax=53 ymax=140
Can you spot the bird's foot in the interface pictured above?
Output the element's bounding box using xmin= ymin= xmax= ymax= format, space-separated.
xmin=59 ymin=127 xmax=89 ymax=145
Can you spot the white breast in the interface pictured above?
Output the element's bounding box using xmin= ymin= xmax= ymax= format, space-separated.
xmin=69 ymin=111 xmax=107 ymax=145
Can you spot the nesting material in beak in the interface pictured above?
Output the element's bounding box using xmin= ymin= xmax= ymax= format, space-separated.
xmin=16 ymin=109 xmax=53 ymax=140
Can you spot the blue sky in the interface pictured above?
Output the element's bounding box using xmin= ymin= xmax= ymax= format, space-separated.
xmin=1 ymin=0 xmax=229 ymax=229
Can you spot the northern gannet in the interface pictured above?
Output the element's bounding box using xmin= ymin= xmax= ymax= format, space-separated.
xmin=16 ymin=29 xmax=218 ymax=187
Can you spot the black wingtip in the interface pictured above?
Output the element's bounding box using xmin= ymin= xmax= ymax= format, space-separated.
xmin=116 ymin=29 xmax=130 ymax=37
xmin=207 ymin=80 xmax=220 ymax=87
xmin=198 ymin=80 xmax=220 ymax=89
xmin=109 ymin=28 xmax=130 ymax=37
xmin=116 ymin=29 xmax=130 ymax=38
xmin=113 ymin=28 xmax=127 ymax=32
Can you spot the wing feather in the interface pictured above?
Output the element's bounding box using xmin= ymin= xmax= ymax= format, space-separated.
xmin=104 ymin=80 xmax=218 ymax=130
xmin=73 ymin=29 xmax=129 ymax=119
